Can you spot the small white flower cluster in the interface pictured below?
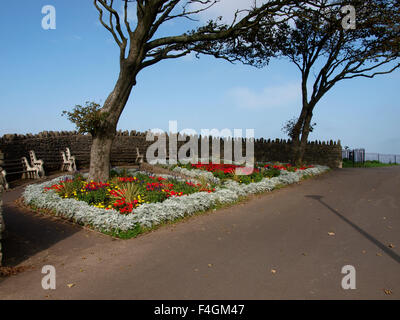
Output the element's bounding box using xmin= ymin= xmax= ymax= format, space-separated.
xmin=22 ymin=176 xmax=138 ymax=232
xmin=172 ymin=166 xmax=221 ymax=184
xmin=221 ymin=165 xmax=328 ymax=197
xmin=22 ymin=165 xmax=329 ymax=234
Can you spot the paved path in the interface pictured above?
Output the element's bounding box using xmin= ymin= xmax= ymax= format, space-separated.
xmin=0 ymin=167 xmax=399 ymax=299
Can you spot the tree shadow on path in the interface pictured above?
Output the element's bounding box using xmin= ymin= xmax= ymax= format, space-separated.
xmin=305 ymin=195 xmax=400 ymax=264
xmin=1 ymin=187 xmax=81 ymax=268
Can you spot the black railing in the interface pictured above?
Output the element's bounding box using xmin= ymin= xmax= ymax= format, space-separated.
xmin=343 ymin=149 xmax=399 ymax=164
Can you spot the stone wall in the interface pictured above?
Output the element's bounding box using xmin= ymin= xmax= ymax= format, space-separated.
xmin=0 ymin=168 xmax=5 ymax=266
xmin=0 ymin=131 xmax=150 ymax=178
xmin=0 ymin=131 xmax=342 ymax=181
xmin=254 ymin=138 xmax=342 ymax=168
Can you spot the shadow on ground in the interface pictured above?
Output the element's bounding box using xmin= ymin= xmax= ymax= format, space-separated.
xmin=1 ymin=179 xmax=82 ymax=268
xmin=306 ymin=194 xmax=400 ymax=264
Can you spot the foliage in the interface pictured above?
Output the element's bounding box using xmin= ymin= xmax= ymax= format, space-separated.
xmin=44 ymin=171 xmax=215 ymax=215
xmin=23 ymin=166 xmax=329 ymax=238
xmin=176 ymin=162 xmax=315 ymax=184
xmin=282 ymin=117 xmax=316 ymax=140
xmin=210 ymin=0 xmax=400 ymax=164
xmin=261 ymin=167 xmax=281 ymax=178
xmin=86 ymin=0 xmax=317 ymax=181
xmin=62 ymin=101 xmax=109 ymax=135
xmin=270 ymin=0 xmax=399 ymax=84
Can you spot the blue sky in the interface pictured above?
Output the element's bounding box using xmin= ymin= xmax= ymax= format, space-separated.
xmin=0 ymin=0 xmax=399 ymax=154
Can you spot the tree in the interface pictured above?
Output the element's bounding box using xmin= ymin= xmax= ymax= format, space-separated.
xmin=66 ymin=0 xmax=311 ymax=181
xmin=282 ymin=117 xmax=316 ymax=140
xmin=63 ymin=102 xmax=108 ymax=136
xmin=282 ymin=0 xmax=399 ymax=164
xmin=212 ymin=0 xmax=400 ymax=164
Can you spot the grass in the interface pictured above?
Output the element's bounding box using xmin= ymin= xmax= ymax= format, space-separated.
xmin=343 ymin=159 xmax=399 ymax=168
xmin=103 ymin=197 xmax=244 ymax=239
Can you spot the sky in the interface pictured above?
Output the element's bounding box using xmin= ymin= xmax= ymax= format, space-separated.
xmin=0 ymin=0 xmax=399 ymax=154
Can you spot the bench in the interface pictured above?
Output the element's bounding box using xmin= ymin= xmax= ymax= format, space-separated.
xmin=66 ymin=148 xmax=77 ymax=171
xmin=2 ymin=155 xmax=43 ymax=183
xmin=21 ymin=157 xmax=40 ymax=179
xmin=136 ymin=147 xmax=144 ymax=164
xmin=29 ymin=150 xmax=45 ymax=177
xmin=0 ymin=168 xmax=9 ymax=190
xmin=61 ymin=148 xmax=77 ymax=172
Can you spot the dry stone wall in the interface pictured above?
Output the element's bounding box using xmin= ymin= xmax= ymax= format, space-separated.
xmin=0 ymin=131 xmax=342 ymax=181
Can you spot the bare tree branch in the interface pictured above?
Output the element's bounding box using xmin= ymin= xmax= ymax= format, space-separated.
xmin=94 ymin=0 xmax=128 ymax=60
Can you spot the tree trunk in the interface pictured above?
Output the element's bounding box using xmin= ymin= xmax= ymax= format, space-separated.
xmin=296 ymin=108 xmax=314 ymax=165
xmin=89 ymin=133 xmax=114 ymax=182
xmin=290 ymin=105 xmax=308 ymax=165
xmin=290 ymin=76 xmax=309 ymax=165
xmin=87 ymin=63 xmax=137 ymax=182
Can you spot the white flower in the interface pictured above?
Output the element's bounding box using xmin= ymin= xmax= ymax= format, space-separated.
xmin=22 ymin=165 xmax=329 ymax=233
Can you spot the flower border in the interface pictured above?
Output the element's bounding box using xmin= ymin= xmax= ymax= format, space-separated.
xmin=22 ymin=165 xmax=329 ymax=235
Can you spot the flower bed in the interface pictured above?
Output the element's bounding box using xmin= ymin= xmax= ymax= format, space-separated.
xmin=22 ymin=164 xmax=329 ymax=237
xmin=171 ymin=162 xmax=315 ymax=185
xmin=43 ymin=172 xmax=215 ymax=215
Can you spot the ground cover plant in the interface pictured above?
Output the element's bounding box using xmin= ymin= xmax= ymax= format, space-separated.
xmin=22 ymin=164 xmax=329 ymax=239
xmin=169 ymin=162 xmax=315 ymax=184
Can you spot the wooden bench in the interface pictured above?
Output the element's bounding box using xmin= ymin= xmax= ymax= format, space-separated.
xmin=2 ymin=156 xmax=42 ymax=183
xmin=2 ymin=157 xmax=40 ymax=181
xmin=61 ymin=148 xmax=77 ymax=172
xmin=136 ymin=147 xmax=144 ymax=164
xmin=21 ymin=157 xmax=40 ymax=179
xmin=29 ymin=150 xmax=45 ymax=177
xmin=66 ymin=148 xmax=77 ymax=171
xmin=0 ymin=168 xmax=9 ymax=190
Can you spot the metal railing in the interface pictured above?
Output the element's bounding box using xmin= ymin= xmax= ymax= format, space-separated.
xmin=343 ymin=149 xmax=399 ymax=164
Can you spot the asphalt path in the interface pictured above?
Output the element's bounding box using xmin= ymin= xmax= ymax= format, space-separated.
xmin=0 ymin=167 xmax=399 ymax=299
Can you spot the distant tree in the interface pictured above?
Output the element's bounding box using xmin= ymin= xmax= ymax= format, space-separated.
xmin=282 ymin=117 xmax=316 ymax=140
xmin=64 ymin=0 xmax=312 ymax=181
xmin=210 ymin=0 xmax=400 ymax=164
xmin=282 ymin=0 xmax=399 ymax=164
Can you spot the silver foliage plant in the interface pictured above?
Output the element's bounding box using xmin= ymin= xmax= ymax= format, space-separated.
xmin=22 ymin=166 xmax=329 ymax=233
xmin=172 ymin=167 xmax=221 ymax=184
